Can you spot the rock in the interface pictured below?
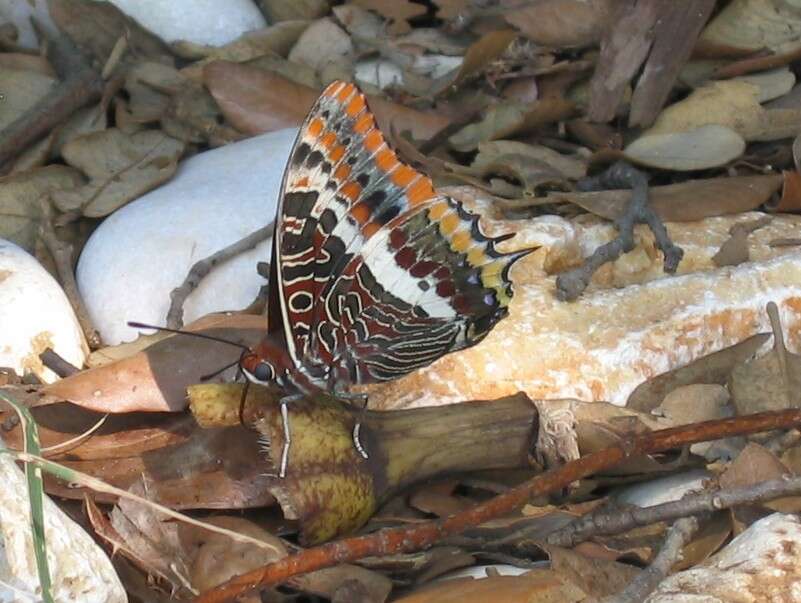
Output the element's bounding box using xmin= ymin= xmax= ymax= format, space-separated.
xmin=646 ymin=513 xmax=801 ymax=602
xmin=0 ymin=240 xmax=87 ymax=382
xmin=76 ymin=128 xmax=298 ymax=345
xmin=0 ymin=438 xmax=125 ymax=602
xmin=106 ymin=0 xmax=266 ymax=46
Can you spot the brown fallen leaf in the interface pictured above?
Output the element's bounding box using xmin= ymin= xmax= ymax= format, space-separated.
xmin=432 ymin=29 xmax=517 ymax=93
xmin=351 ymin=0 xmax=426 ymax=35
xmin=42 ymin=314 xmax=266 ymax=413
xmin=712 ymin=214 xmax=772 ymax=267
xmin=204 ymin=62 xmax=450 ymax=140
xmin=774 ymin=169 xmax=801 ymax=213
xmin=729 ymin=302 xmax=801 ymax=415
xmin=505 ymin=0 xmax=615 ymax=48
xmin=627 ymin=332 xmax=771 ymax=412
xmin=549 ymin=174 xmax=783 ymax=222
xmin=51 ymin=128 xmax=185 ymax=217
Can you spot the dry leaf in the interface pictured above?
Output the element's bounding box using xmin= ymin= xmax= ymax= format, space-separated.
xmin=438 ymin=29 xmax=517 ymax=91
xmin=624 ymin=124 xmax=746 ymax=171
xmin=627 ymin=332 xmax=771 ymax=411
xmin=550 ymin=174 xmax=782 ymax=222
xmin=0 ymin=165 xmax=84 ymax=251
xmin=287 ymin=17 xmax=354 ymax=71
xmin=261 ymin=0 xmax=331 ymax=22
xmin=505 ymin=0 xmax=615 ymax=48
xmin=699 ymin=0 xmax=801 ymax=53
xmin=49 ymin=0 xmax=173 ymax=67
xmin=350 ymin=0 xmax=427 ymax=35
xmin=205 ymin=62 xmax=449 ymax=140
xmin=775 ymin=169 xmax=801 ymax=213
xmin=0 ymin=67 xmax=55 ymax=132
xmin=712 ymin=215 xmax=772 ymax=267
xmin=43 ymin=315 xmax=265 ymax=413
xmin=51 ymin=128 xmax=185 ymax=217
xmin=729 ymin=302 xmax=801 ymax=414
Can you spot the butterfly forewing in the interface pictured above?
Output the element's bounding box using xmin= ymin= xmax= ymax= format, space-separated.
xmin=270 ymin=81 xmax=532 ymax=388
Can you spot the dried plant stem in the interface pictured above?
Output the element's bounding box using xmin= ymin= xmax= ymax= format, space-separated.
xmin=546 ymin=475 xmax=801 ymax=547
xmin=556 ymin=161 xmax=684 ymax=301
xmin=602 ymin=517 xmax=699 ymax=603
xmin=166 ymin=223 xmax=274 ymax=329
xmin=38 ymin=197 xmax=102 ymax=348
xmin=194 ymin=408 xmax=801 ymax=603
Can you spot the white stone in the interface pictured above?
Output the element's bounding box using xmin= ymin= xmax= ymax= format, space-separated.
xmin=0 ymin=438 xmax=125 ymax=603
xmin=0 ymin=0 xmax=58 ymax=49
xmin=614 ymin=469 xmax=711 ymax=508
xmin=0 ymin=240 xmax=87 ymax=383
xmin=77 ymin=128 xmax=298 ymax=345
xmin=106 ymin=0 xmax=266 ymax=46
xmin=646 ymin=513 xmax=801 ymax=602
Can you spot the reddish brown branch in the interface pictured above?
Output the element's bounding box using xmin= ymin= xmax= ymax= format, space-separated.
xmin=194 ymin=408 xmax=801 ymax=603
xmin=713 ymin=45 xmax=801 ymax=80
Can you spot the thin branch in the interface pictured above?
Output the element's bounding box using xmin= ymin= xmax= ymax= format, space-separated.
xmin=38 ymin=197 xmax=102 ymax=349
xmin=193 ymin=408 xmax=801 ymax=603
xmin=602 ymin=517 xmax=699 ymax=603
xmin=166 ymin=223 xmax=274 ymax=329
xmin=556 ymin=161 xmax=684 ymax=301
xmin=38 ymin=348 xmax=80 ymax=378
xmin=546 ymin=475 xmax=801 ymax=547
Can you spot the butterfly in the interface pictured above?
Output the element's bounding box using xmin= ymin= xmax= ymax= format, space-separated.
xmin=240 ymin=81 xmax=531 ymax=476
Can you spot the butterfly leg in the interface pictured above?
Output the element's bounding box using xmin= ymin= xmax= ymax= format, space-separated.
xmin=335 ymin=391 xmax=370 ymax=460
xmin=278 ymin=393 xmax=303 ymax=478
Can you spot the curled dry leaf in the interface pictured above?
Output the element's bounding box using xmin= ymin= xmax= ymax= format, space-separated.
xmin=432 ymin=29 xmax=517 ymax=93
xmin=205 ymin=62 xmax=450 ymax=140
xmin=505 ymin=0 xmax=615 ymax=48
xmin=261 ymin=0 xmax=330 ymax=22
xmin=0 ymin=165 xmax=84 ymax=250
xmin=42 ymin=314 xmax=266 ymax=413
xmin=549 ymin=174 xmax=783 ymax=222
xmin=624 ymin=124 xmax=746 ymax=171
xmin=51 ymin=128 xmax=185 ymax=217
xmin=729 ymin=302 xmax=801 ymax=415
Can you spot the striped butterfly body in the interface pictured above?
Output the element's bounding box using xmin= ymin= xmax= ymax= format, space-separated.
xmin=240 ymin=82 xmax=530 ymax=470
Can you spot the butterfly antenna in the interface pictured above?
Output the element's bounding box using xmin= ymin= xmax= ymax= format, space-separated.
xmin=127 ymin=321 xmax=251 ymax=352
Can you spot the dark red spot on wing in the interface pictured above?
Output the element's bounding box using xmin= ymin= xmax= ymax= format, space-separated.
xmin=395 ymin=247 xmax=417 ymax=269
xmin=389 ymin=229 xmax=408 ymax=249
xmin=410 ymin=261 xmax=437 ymax=278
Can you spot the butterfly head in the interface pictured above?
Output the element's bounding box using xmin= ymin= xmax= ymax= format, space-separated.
xmin=239 ymin=336 xmax=295 ymax=387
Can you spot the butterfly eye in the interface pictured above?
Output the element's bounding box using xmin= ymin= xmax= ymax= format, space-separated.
xmin=253 ymin=361 xmax=275 ymax=382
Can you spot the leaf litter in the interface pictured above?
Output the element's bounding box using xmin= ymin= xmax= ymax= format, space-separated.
xmin=2 ymin=0 xmax=801 ymax=601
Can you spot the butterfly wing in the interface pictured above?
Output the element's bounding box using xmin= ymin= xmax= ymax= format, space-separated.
xmin=272 ymin=80 xmax=531 ymax=385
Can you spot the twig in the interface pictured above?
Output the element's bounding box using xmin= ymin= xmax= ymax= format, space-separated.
xmin=556 ymin=161 xmax=684 ymax=301
xmin=38 ymin=349 xmax=80 ymax=378
xmin=193 ymin=408 xmax=801 ymax=603
xmin=601 ymin=517 xmax=699 ymax=603
xmin=38 ymin=197 xmax=102 ymax=349
xmin=546 ymin=475 xmax=801 ymax=547
xmin=166 ymin=223 xmax=274 ymax=329
xmin=713 ymin=45 xmax=801 ymax=79
xmin=0 ymin=24 xmax=103 ymax=171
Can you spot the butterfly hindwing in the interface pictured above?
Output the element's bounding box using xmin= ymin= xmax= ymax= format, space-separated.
xmin=271 ymin=80 xmax=532 ymax=385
